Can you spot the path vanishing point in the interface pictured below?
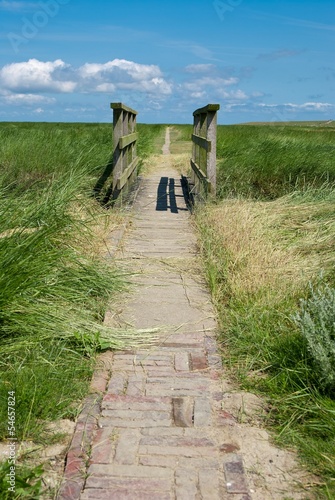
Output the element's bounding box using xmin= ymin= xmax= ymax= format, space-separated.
xmin=58 ymin=128 xmax=308 ymax=500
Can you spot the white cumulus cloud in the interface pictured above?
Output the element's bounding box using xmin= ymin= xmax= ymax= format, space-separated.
xmin=0 ymin=59 xmax=76 ymax=93
xmin=0 ymin=58 xmax=172 ymax=98
xmin=4 ymin=93 xmax=55 ymax=105
xmin=78 ymin=59 xmax=172 ymax=95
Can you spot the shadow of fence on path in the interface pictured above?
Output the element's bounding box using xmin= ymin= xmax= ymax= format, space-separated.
xmin=156 ymin=177 xmax=189 ymax=213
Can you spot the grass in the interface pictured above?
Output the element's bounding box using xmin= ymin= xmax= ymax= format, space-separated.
xmin=216 ymin=124 xmax=335 ymax=199
xmin=191 ymin=122 xmax=335 ymax=498
xmin=169 ymin=125 xmax=193 ymax=155
xmin=0 ymin=121 xmax=163 ymax=498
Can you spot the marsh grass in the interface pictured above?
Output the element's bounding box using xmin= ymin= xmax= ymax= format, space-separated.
xmin=194 ymin=123 xmax=335 ymax=497
xmin=0 ymin=121 xmax=163 ymax=496
xmin=216 ymin=124 xmax=335 ymax=199
xmin=169 ymin=125 xmax=193 ymax=155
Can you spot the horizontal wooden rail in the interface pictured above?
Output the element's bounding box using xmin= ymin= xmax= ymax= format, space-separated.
xmin=190 ymin=159 xmax=212 ymax=192
xmin=119 ymin=132 xmax=138 ymax=150
xmin=191 ymin=134 xmax=211 ymax=152
xmin=116 ymin=157 xmax=140 ymax=191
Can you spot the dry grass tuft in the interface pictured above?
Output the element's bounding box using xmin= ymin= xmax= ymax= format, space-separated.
xmin=197 ymin=195 xmax=335 ymax=306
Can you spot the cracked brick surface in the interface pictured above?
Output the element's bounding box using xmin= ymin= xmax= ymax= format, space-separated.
xmin=58 ymin=136 xmax=252 ymax=499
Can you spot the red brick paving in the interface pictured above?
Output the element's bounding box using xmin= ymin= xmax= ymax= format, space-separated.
xmin=58 ymin=136 xmax=252 ymax=499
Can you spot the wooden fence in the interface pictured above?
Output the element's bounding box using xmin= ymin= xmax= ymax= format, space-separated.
xmin=189 ymin=103 xmax=220 ymax=200
xmin=111 ymin=102 xmax=139 ymax=200
xmin=94 ymin=102 xmax=139 ymax=204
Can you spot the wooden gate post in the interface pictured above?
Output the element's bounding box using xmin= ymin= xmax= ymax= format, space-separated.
xmin=206 ymin=108 xmax=218 ymax=195
xmin=110 ymin=102 xmax=138 ymax=202
xmin=112 ymin=104 xmax=124 ymax=194
xmin=190 ymin=104 xmax=220 ymax=201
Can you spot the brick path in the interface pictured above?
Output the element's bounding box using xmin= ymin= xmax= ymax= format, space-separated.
xmin=58 ymin=129 xmax=252 ymax=499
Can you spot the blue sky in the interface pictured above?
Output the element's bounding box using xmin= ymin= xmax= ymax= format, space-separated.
xmin=0 ymin=0 xmax=334 ymax=123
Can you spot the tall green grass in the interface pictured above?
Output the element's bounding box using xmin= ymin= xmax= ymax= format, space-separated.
xmin=137 ymin=123 xmax=166 ymax=158
xmin=216 ymin=124 xmax=335 ymax=199
xmin=195 ymin=123 xmax=335 ymax=498
xmin=0 ymin=121 xmax=163 ymax=496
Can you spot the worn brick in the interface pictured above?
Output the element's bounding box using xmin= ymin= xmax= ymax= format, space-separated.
xmin=146 ymin=385 xmax=207 ymax=397
xmin=135 ymin=359 xmax=172 ymax=367
xmin=103 ymin=394 xmax=171 ymax=410
xmin=204 ymin=336 xmax=218 ymax=354
xmin=199 ymin=469 xmax=222 ymax=499
xmin=139 ymin=455 xmax=181 ymax=468
xmin=67 ymin=422 xmax=95 ymax=450
xmin=112 ymin=354 xmax=139 ymax=362
xmin=107 ymin=373 xmax=127 ymax=394
xmin=146 ymin=377 xmax=210 ymax=390
xmin=220 ymin=443 xmax=240 ymax=454
xmin=62 ymin=452 xmax=83 ymax=478
xmin=136 ymin=354 xmax=173 ymax=362
xmin=82 ymin=490 xmax=172 ymax=500
xmin=141 ymin=427 xmax=184 ymax=437
xmin=88 ymin=463 xmax=172 ymax=479
xmin=90 ymin=370 xmax=109 ymax=393
xmin=179 ymin=457 xmax=220 ymax=469
xmin=150 ymin=374 xmax=209 ymax=390
xmin=145 ymin=368 xmax=176 ymax=377
xmin=140 ymin=435 xmax=214 ymax=448
xmin=99 ymin=417 xmax=172 ymax=428
xmin=208 ymin=354 xmax=223 ymax=368
xmin=153 ymin=346 xmax=204 ymax=353
xmin=175 ymin=468 xmax=199 ymax=499
xmin=114 ymin=429 xmax=140 ymax=465
xmin=139 ymin=445 xmax=217 ymax=458
xmin=173 ymin=397 xmax=194 ymax=427
xmin=216 ymin=410 xmax=237 ymax=427
xmin=90 ymin=427 xmax=117 ymax=464
xmin=193 ymin=397 xmax=212 ymax=427
xmin=191 ymin=352 xmax=208 ymax=370
xmin=111 ymin=363 xmax=139 ymax=372
xmin=167 ymin=333 xmax=204 ymax=341
xmin=126 ymin=374 xmax=145 ymax=396
xmin=224 ymin=454 xmax=249 ymax=494
xmin=174 ymin=352 xmax=190 ymax=371
xmin=58 ymin=480 xmax=82 ymax=500
xmin=85 ymin=476 xmax=171 ymax=491
xmin=101 ymin=409 xmax=170 ymax=421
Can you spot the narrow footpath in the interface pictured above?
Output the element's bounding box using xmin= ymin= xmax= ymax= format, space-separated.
xmin=58 ymin=129 xmax=311 ymax=500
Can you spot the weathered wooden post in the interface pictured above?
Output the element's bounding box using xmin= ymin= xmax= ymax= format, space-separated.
xmin=111 ymin=103 xmax=124 ymax=196
xmin=110 ymin=102 xmax=138 ymax=202
xmin=205 ymin=105 xmax=219 ymax=195
xmin=190 ymin=104 xmax=220 ymax=200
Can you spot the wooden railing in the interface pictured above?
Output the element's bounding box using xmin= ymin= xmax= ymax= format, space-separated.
xmin=111 ymin=102 xmax=139 ymax=200
xmin=94 ymin=102 xmax=139 ymax=205
xmin=190 ymin=103 xmax=220 ymax=200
